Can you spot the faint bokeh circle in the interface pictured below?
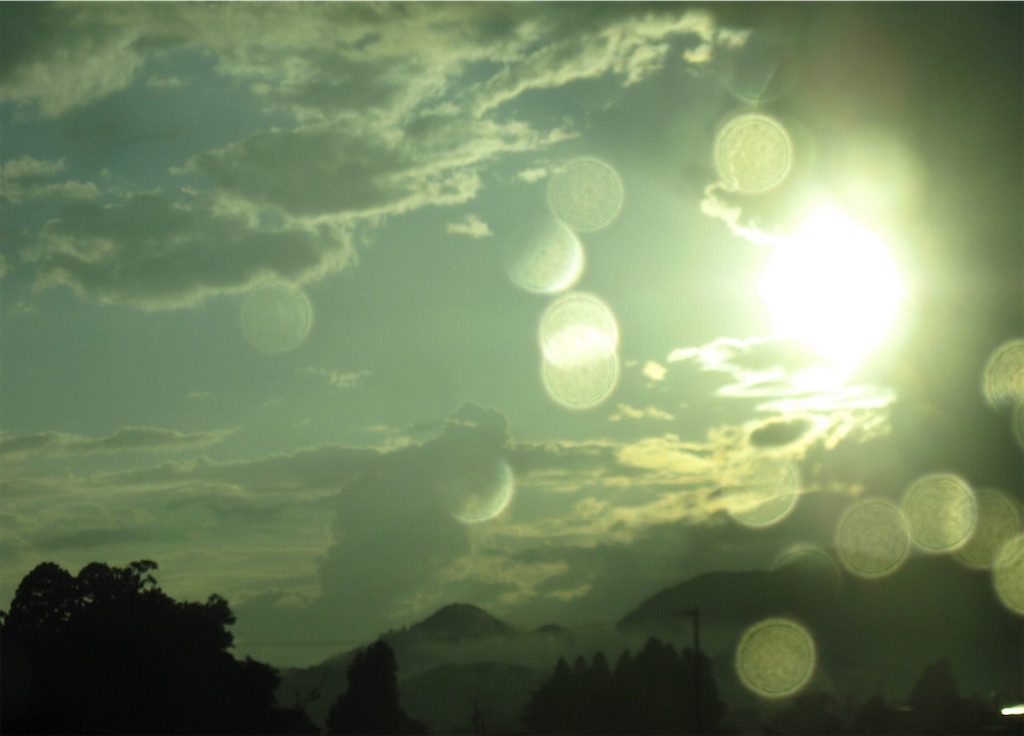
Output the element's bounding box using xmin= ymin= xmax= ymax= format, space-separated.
xmin=993 ymin=533 xmax=1024 ymax=615
xmin=546 ymin=157 xmax=624 ymax=233
xmin=901 ymin=473 xmax=977 ymax=554
xmin=955 ymin=488 xmax=1023 ymax=570
xmin=983 ymin=338 xmax=1024 ymax=408
xmin=436 ymin=458 xmax=515 ymax=524
xmin=503 ymin=218 xmax=585 ymax=295
xmin=723 ymin=456 xmax=800 ymax=528
xmin=835 ymin=498 xmax=910 ymax=579
xmin=241 ymin=283 xmax=313 ymax=354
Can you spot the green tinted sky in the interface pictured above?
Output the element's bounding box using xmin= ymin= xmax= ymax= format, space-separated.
xmin=1 ymin=2 xmax=1021 ymax=667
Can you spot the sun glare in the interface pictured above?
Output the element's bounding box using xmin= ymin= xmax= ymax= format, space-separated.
xmin=759 ymin=207 xmax=903 ymax=371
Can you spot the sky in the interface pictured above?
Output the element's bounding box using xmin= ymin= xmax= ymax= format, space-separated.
xmin=1 ymin=2 xmax=1021 ymax=669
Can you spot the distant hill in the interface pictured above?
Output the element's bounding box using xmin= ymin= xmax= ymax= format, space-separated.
xmin=401 ymin=603 xmax=519 ymax=641
xmin=617 ymin=553 xmax=1023 ymax=707
xmin=279 ymin=556 xmax=1022 ymax=732
xmin=278 ymin=603 xmax=536 ymax=730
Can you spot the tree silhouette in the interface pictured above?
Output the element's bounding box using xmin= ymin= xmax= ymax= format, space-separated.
xmin=904 ymin=656 xmax=993 ymax=735
xmin=0 ymin=560 xmax=317 ymax=735
xmin=325 ymin=639 xmax=425 ymax=735
xmin=522 ymin=638 xmax=724 ymax=735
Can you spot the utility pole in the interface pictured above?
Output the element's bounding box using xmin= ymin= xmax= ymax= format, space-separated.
xmin=682 ymin=607 xmax=702 ymax=735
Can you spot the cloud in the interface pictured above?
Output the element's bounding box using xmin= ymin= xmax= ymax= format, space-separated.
xmin=642 ymin=360 xmax=667 ymax=381
xmin=183 ymin=114 xmax=570 ymax=221
xmin=95 ymin=444 xmax=380 ymax=497
xmin=608 ymin=403 xmax=675 ymax=423
xmin=145 ymin=74 xmax=184 ymax=89
xmin=28 ymin=192 xmax=354 ymax=310
xmin=0 ymin=426 xmax=232 ymax=460
xmin=446 ymin=214 xmax=493 ymax=239
xmin=668 ymin=336 xmax=834 ymax=399
xmin=298 ymin=367 xmax=371 ymax=390
xmin=0 ymin=4 xmax=146 ymax=119
xmin=470 ymin=8 xmax=720 ymax=115
xmin=0 ymin=155 xmax=99 ymax=203
xmin=747 ymin=416 xmax=816 ymax=448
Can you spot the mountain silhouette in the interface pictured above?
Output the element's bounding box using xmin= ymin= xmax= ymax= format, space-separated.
xmin=402 ymin=603 xmax=519 ymax=641
xmin=279 ymin=604 xmax=533 ymax=729
xmin=617 ymin=553 xmax=1022 ymax=710
xmin=279 ymin=555 xmax=1021 ymax=731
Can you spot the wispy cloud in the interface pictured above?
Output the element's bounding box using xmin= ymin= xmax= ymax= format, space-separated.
xmin=0 ymin=426 xmax=233 ymax=460
xmin=609 ymin=403 xmax=676 ymax=422
xmin=446 ymin=214 xmax=493 ymax=239
xmin=28 ymin=193 xmax=354 ymax=310
xmin=0 ymin=155 xmax=99 ymax=203
xmin=298 ymin=367 xmax=371 ymax=390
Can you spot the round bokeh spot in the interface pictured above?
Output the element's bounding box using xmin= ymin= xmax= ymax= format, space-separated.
xmin=956 ymin=489 xmax=1024 ymax=570
xmin=772 ymin=544 xmax=842 ymax=601
xmin=736 ymin=618 xmax=817 ymax=699
xmin=714 ymin=112 xmax=794 ymax=194
xmin=723 ymin=456 xmax=800 ymax=528
xmin=542 ymin=347 xmax=620 ymax=411
xmin=503 ymin=218 xmax=585 ymax=295
xmin=436 ymin=458 xmax=515 ymax=524
xmin=241 ymin=283 xmax=313 ymax=354
xmin=539 ymin=292 xmax=619 ymax=366
xmin=835 ymin=498 xmax=910 ymax=579
xmin=538 ymin=292 xmax=620 ymax=410
xmin=901 ymin=473 xmax=977 ymax=554
xmin=983 ymin=339 xmax=1024 ymax=408
xmin=546 ymin=157 xmax=624 ymax=233
xmin=993 ymin=533 xmax=1024 ymax=615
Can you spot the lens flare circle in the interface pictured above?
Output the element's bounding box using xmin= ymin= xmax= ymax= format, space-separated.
xmin=437 ymin=459 xmax=515 ymax=525
xmin=241 ymin=283 xmax=313 ymax=354
xmin=542 ymin=348 xmax=620 ymax=410
xmin=546 ymin=157 xmax=624 ymax=233
xmin=993 ymin=534 xmax=1024 ymax=615
xmin=759 ymin=207 xmax=903 ymax=371
xmin=503 ymin=218 xmax=585 ymax=295
xmin=983 ymin=339 xmax=1024 ymax=409
xmin=714 ymin=112 xmax=793 ymax=193
xmin=723 ymin=456 xmax=800 ymax=528
xmin=539 ymin=292 xmax=619 ymax=365
xmin=736 ymin=618 xmax=817 ymax=699
xmin=836 ymin=498 xmax=910 ymax=579
xmin=901 ymin=473 xmax=977 ymax=554
xmin=538 ymin=292 xmax=620 ymax=410
xmin=772 ymin=544 xmax=842 ymax=601
xmin=956 ymin=489 xmax=1024 ymax=570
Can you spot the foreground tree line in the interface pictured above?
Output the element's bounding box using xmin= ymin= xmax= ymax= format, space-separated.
xmin=0 ymin=560 xmax=319 ymax=735
xmin=1 ymin=560 xmax=1015 ymax=735
xmin=523 ymin=641 xmax=725 ymax=734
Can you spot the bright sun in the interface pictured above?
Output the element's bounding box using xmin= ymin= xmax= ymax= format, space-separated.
xmin=759 ymin=207 xmax=904 ymax=372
